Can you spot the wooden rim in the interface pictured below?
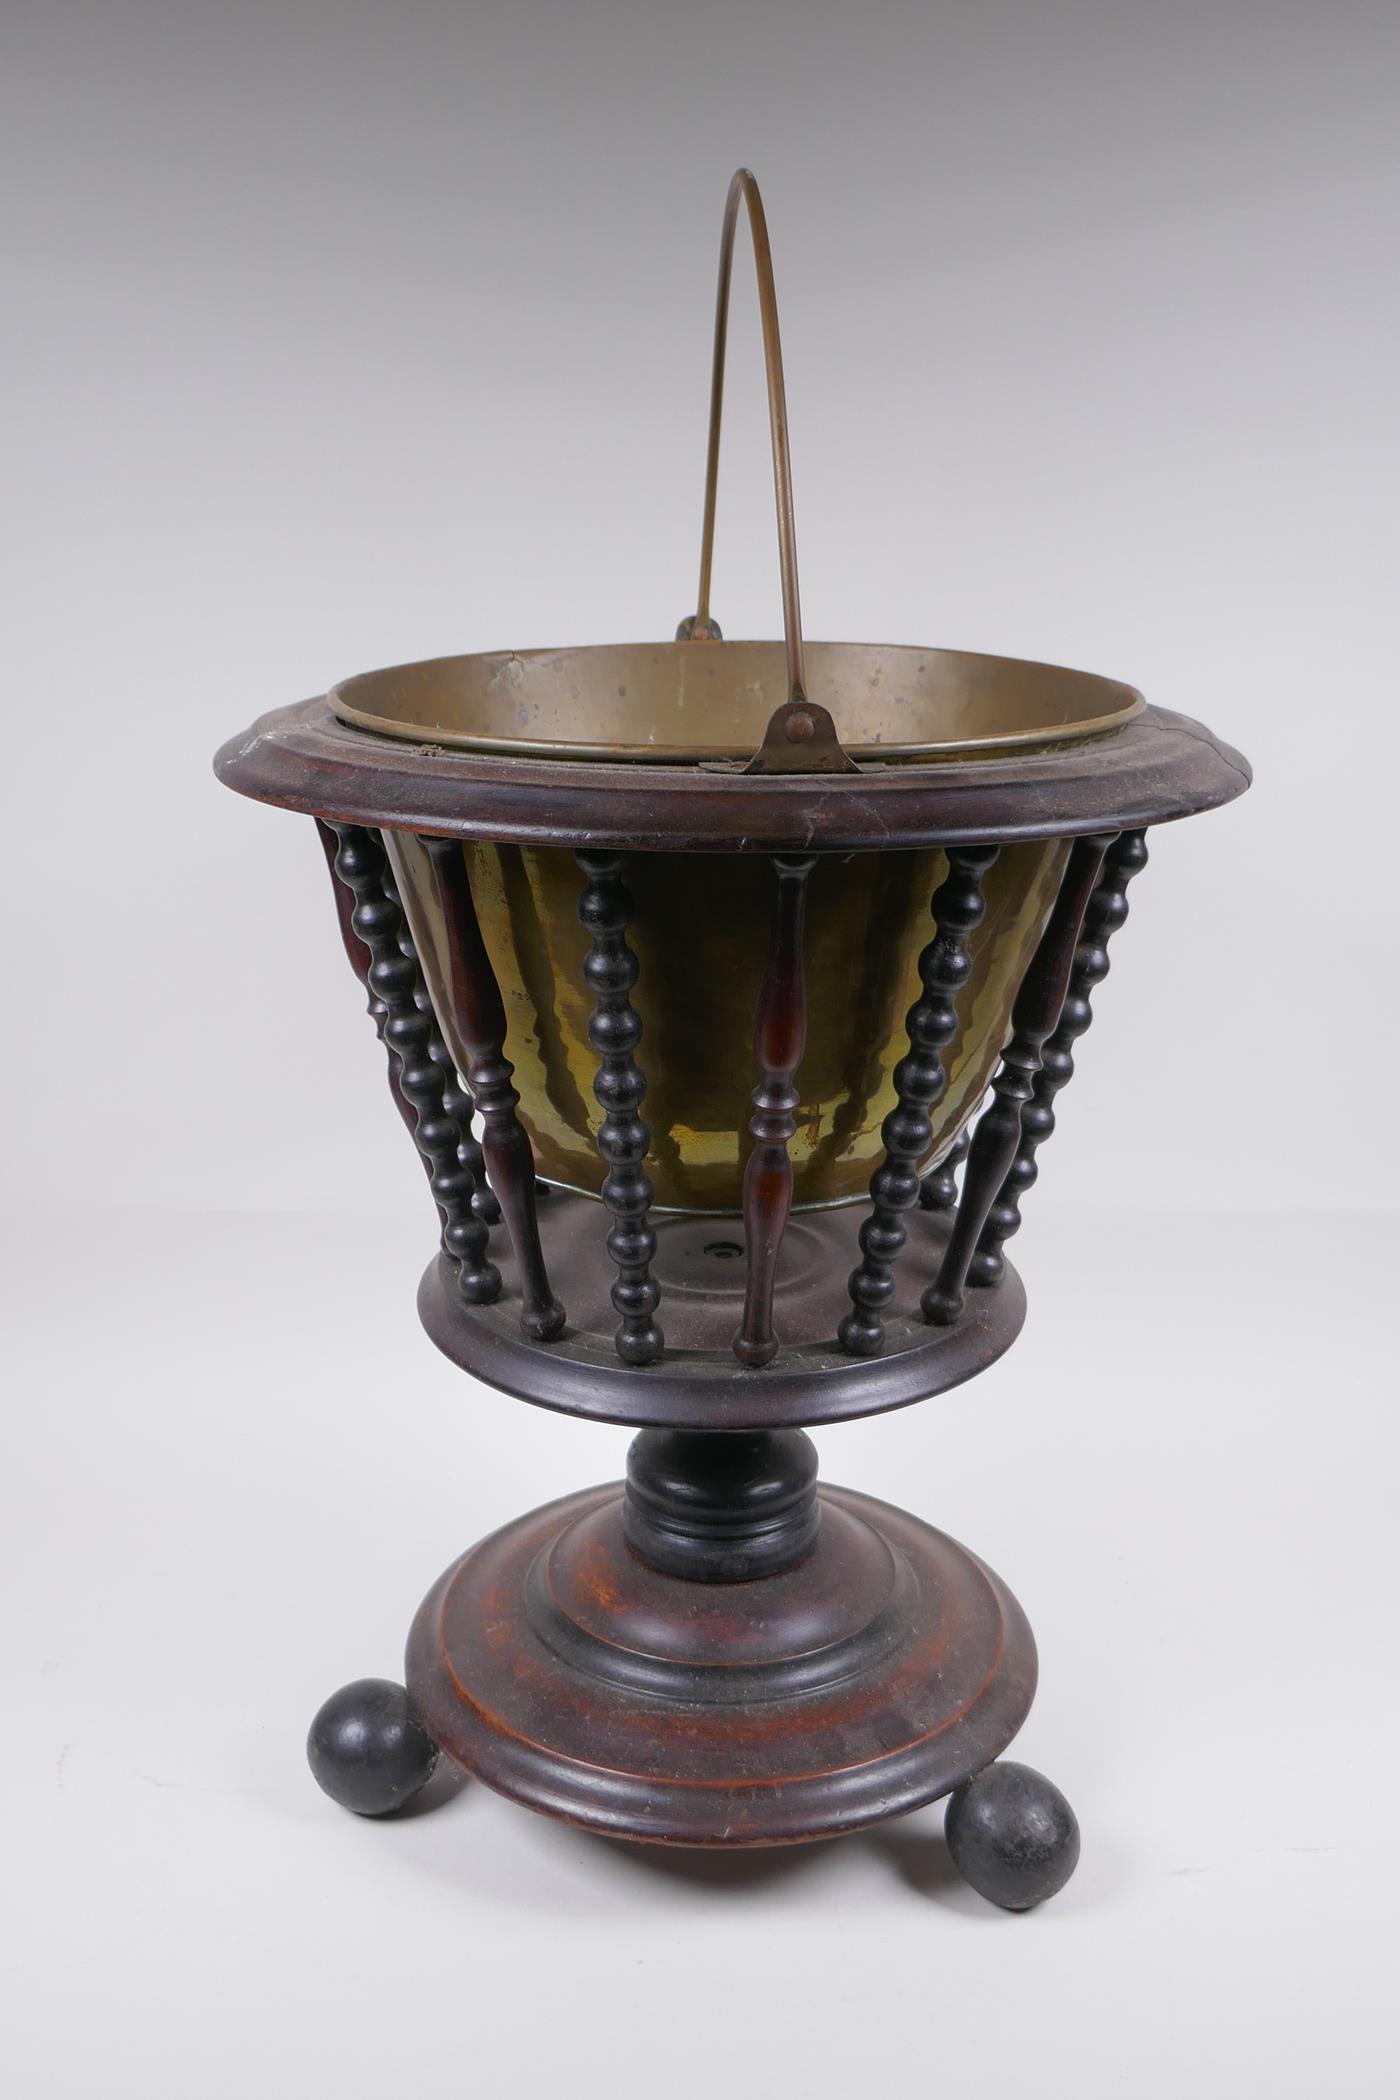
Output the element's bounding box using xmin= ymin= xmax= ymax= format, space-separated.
xmin=216 ymin=695 xmax=1250 ymax=851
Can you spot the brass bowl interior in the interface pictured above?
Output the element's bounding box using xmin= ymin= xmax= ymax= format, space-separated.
xmin=334 ymin=640 xmax=1142 ymax=762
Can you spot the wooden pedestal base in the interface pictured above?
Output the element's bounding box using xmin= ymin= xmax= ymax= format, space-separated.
xmin=402 ymin=1477 xmax=1037 ymax=1849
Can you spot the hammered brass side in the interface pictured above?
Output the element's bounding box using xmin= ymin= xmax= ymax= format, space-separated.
xmin=388 ymin=835 xmax=1067 ymax=1214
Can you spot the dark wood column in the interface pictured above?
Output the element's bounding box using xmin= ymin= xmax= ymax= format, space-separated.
xmin=735 ymin=854 xmax=815 ymax=1368
xmin=840 ymin=846 xmax=998 ymax=1356
xmin=971 ymin=828 xmax=1149 ymax=1287
xmin=576 ymin=850 xmax=663 ymax=1365
xmin=420 ymin=835 xmax=564 ymax=1343
xmin=325 ymin=824 xmax=499 ymax=1306
xmin=923 ymin=833 xmax=1113 ymax=1326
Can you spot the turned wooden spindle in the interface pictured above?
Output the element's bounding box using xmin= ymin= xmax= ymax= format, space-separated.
xmin=970 ymin=828 xmax=1149 ymax=1288
xmin=327 ymin=825 xmax=500 ymax=1306
xmin=426 ymin=1022 xmax=500 ymax=1228
xmin=320 ymin=820 xmax=498 ymax=1230
xmin=839 ymin=847 xmax=998 ymax=1357
xmin=923 ymin=833 xmax=1114 ymax=1327
xmin=576 ymin=851 xmax=663 ymax=1366
xmin=383 ymin=862 xmax=499 ymax=1229
xmin=921 ymin=1128 xmax=971 ymax=1214
xmin=420 ymin=835 xmax=564 ymax=1343
xmin=318 ymin=817 xmax=418 ymax=1134
xmin=735 ymin=854 xmax=815 ymax=1368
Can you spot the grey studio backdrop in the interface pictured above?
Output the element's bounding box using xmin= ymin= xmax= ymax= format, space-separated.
xmin=3 ymin=4 xmax=1396 ymax=2098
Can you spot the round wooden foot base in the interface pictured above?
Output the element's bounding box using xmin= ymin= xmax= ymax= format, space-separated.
xmin=405 ymin=1483 xmax=1037 ymax=1847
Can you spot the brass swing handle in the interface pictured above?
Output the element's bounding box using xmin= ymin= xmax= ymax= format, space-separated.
xmin=680 ymin=170 xmax=858 ymax=775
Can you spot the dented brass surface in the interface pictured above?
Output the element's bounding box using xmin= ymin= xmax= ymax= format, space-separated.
xmin=333 ymin=639 xmax=1143 ymax=763
xmin=388 ymin=831 xmax=1069 ymax=1214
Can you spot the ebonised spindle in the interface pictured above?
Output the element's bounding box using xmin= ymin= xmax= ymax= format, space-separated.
xmin=427 ymin=1024 xmax=500 ymax=1229
xmin=839 ymin=847 xmax=998 ymax=1356
xmin=922 ymin=833 xmax=1114 ymax=1326
xmin=576 ymin=851 xmax=663 ymax=1365
xmin=420 ymin=834 xmax=564 ymax=1342
xmin=322 ymin=818 xmax=496 ymax=1227
xmin=327 ymin=824 xmax=500 ymax=1306
xmin=384 ymin=857 xmax=499 ymax=1229
xmin=735 ymin=854 xmax=815 ymax=1367
xmin=970 ymin=828 xmax=1149 ymax=1287
xmin=317 ymin=818 xmax=417 ymax=1140
xmin=921 ymin=1128 xmax=970 ymax=1214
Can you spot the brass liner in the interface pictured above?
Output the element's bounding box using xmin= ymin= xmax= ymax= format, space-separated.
xmin=388 ymin=832 xmax=1069 ymax=1215
xmin=334 ymin=638 xmax=1143 ymax=764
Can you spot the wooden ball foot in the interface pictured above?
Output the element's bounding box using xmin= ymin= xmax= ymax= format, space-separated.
xmin=944 ymin=1759 xmax=1080 ymax=1910
xmin=307 ymin=1677 xmax=440 ymax=1817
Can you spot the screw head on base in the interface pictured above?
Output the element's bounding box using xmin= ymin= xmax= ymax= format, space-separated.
xmin=944 ymin=1760 xmax=1080 ymax=1910
xmin=307 ymin=1677 xmax=440 ymax=1817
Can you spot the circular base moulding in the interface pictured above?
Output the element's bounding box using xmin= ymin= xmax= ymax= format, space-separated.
xmin=418 ymin=1194 xmax=1026 ymax=1429
xmin=406 ymin=1483 xmax=1037 ymax=1848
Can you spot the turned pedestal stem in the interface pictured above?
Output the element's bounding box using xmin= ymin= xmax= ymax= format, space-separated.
xmin=623 ymin=1428 xmax=820 ymax=1582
